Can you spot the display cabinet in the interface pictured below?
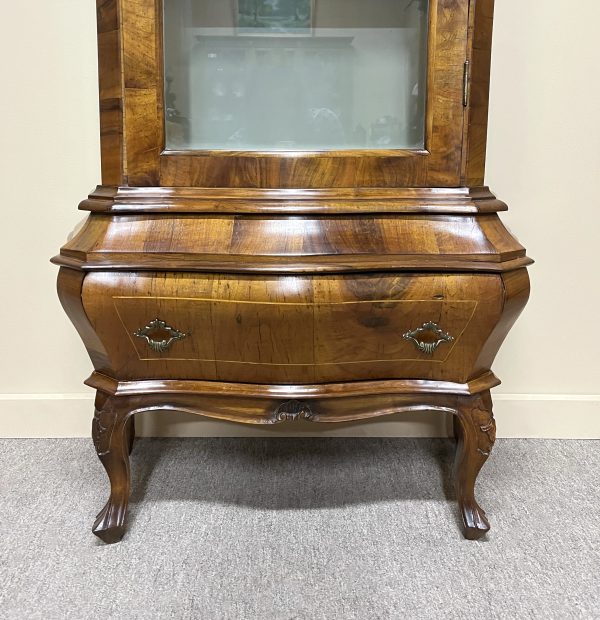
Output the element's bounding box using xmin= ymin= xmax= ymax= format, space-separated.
xmin=53 ymin=0 xmax=531 ymax=543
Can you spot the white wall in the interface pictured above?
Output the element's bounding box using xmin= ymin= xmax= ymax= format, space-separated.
xmin=0 ymin=0 xmax=598 ymax=438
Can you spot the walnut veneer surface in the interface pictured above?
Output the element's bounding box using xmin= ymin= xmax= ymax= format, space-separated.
xmin=53 ymin=0 xmax=531 ymax=543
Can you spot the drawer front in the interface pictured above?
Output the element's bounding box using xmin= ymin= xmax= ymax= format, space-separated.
xmin=83 ymin=273 xmax=504 ymax=383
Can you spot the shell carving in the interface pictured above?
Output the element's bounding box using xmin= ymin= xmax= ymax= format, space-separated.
xmin=274 ymin=400 xmax=316 ymax=422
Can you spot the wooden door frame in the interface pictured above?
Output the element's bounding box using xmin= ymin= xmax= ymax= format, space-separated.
xmin=98 ymin=0 xmax=471 ymax=188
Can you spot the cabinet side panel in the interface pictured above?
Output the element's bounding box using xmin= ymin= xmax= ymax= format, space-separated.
xmin=57 ymin=268 xmax=114 ymax=376
xmin=121 ymin=0 xmax=162 ymax=185
xmin=97 ymin=0 xmax=125 ymax=185
xmin=471 ymin=268 xmax=530 ymax=379
xmin=463 ymin=0 xmax=494 ymax=187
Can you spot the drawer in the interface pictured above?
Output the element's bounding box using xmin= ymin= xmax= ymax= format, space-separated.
xmin=82 ymin=272 xmax=504 ymax=384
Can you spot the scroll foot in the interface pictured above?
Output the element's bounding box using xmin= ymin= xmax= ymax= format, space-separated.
xmin=92 ymin=502 xmax=127 ymax=544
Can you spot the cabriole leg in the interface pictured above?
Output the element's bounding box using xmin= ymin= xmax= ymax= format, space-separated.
xmin=91 ymin=392 xmax=132 ymax=544
xmin=453 ymin=390 xmax=496 ymax=540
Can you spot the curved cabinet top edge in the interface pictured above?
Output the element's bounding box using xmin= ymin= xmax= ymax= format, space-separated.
xmin=79 ymin=186 xmax=507 ymax=215
xmin=51 ymin=254 xmax=533 ymax=275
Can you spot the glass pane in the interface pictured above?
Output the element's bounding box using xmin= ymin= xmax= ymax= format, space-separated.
xmin=164 ymin=0 xmax=429 ymax=151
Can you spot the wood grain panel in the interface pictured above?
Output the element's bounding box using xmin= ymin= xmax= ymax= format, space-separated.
xmin=96 ymin=0 xmax=163 ymax=185
xmin=56 ymin=212 xmax=530 ymax=273
xmin=159 ymin=153 xmax=426 ymax=189
xmin=56 ymin=268 xmax=113 ymax=375
xmin=314 ymin=299 xmax=476 ymax=364
xmin=82 ymin=272 xmax=504 ymax=384
xmin=472 ymin=268 xmax=530 ymax=376
xmin=312 ymin=274 xmax=501 ymax=382
xmin=462 ymin=0 xmax=495 ymax=186
xmin=97 ymin=0 xmax=124 ymax=185
xmin=114 ymin=298 xmax=216 ymax=361
xmin=123 ymin=89 xmax=161 ymax=185
xmin=121 ymin=0 xmax=162 ymax=184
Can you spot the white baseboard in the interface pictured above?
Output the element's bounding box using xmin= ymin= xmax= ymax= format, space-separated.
xmin=0 ymin=393 xmax=598 ymax=439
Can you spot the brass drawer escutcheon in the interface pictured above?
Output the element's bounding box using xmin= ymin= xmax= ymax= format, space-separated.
xmin=134 ymin=318 xmax=188 ymax=353
xmin=402 ymin=321 xmax=454 ymax=355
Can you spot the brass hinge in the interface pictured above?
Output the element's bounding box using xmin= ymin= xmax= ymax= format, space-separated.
xmin=463 ymin=60 xmax=471 ymax=107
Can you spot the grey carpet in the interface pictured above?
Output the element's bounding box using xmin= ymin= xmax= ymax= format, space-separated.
xmin=0 ymin=438 xmax=598 ymax=620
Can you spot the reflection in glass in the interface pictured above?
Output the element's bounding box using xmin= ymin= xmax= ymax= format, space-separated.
xmin=164 ymin=0 xmax=429 ymax=151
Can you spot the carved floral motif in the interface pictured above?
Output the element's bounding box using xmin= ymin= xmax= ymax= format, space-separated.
xmin=92 ymin=399 xmax=117 ymax=457
xmin=469 ymin=396 xmax=496 ymax=457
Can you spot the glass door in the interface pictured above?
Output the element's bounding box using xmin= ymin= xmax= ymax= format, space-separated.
xmin=163 ymin=0 xmax=429 ymax=152
xmin=110 ymin=0 xmax=469 ymax=187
